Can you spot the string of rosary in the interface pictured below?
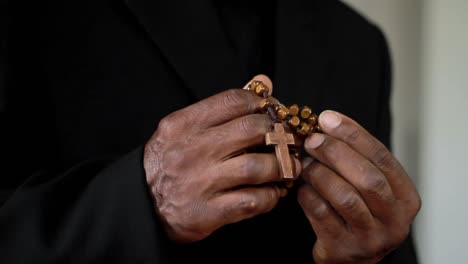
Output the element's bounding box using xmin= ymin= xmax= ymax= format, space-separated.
xmin=244 ymin=80 xmax=322 ymax=189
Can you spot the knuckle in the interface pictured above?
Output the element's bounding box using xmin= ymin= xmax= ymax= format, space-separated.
xmin=239 ymin=156 xmax=261 ymax=180
xmin=373 ymin=146 xmax=395 ymax=171
xmin=404 ymin=192 xmax=423 ymax=217
xmin=297 ymin=186 xmax=309 ymax=204
xmin=157 ymin=113 xmax=181 ymax=135
xmin=365 ymin=237 xmax=388 ymax=259
xmin=238 ymin=115 xmax=265 ymax=135
xmin=312 ymin=202 xmax=331 ymax=221
xmin=313 ymin=242 xmax=332 ymax=263
xmin=302 ymin=161 xmax=321 ymax=182
xmin=161 ymin=144 xmax=192 ymax=173
xmin=343 ymin=127 xmax=362 ymax=144
xmin=411 ymin=194 xmax=422 ymax=214
xmin=238 ymin=194 xmax=260 ymax=215
xmin=336 ymin=190 xmax=360 ymax=211
xmin=222 ymin=89 xmax=250 ymax=110
xmin=321 ymin=138 xmax=343 ymax=161
xmin=253 ymin=115 xmax=271 ymax=133
xmin=360 ymin=167 xmax=389 ymax=196
xmin=298 ymin=186 xmax=330 ymax=221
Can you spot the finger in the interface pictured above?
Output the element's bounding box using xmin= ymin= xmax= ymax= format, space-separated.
xmin=317 ymin=110 xmax=418 ymax=202
xmin=304 ymin=133 xmax=396 ymax=218
xmin=242 ymin=74 xmax=274 ymax=96
xmin=302 ymin=160 xmax=373 ymax=228
xmin=202 ymin=114 xmax=271 ymax=158
xmin=178 ymin=83 xmax=264 ymax=129
xmin=297 ymin=184 xmax=344 ymax=240
xmin=213 ymin=185 xmax=282 ymax=226
xmin=215 ymin=153 xmax=302 ymax=189
xmin=204 ymin=114 xmax=301 ymax=159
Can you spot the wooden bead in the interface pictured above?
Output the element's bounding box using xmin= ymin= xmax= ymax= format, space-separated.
xmin=287 ymin=116 xmax=301 ymax=128
xmin=249 ymin=85 xmax=320 ymax=137
xmin=300 ymin=106 xmax=312 ymax=119
xmin=255 ymin=83 xmax=269 ymax=96
xmin=297 ymin=122 xmax=311 ymax=136
xmin=288 ymin=104 xmax=299 ymax=116
xmin=259 ymin=98 xmax=273 ymax=111
xmin=307 ymin=113 xmax=318 ymax=126
xmin=274 ymin=104 xmax=283 ymax=112
xmin=277 ymin=107 xmax=290 ymax=120
xmin=248 ymin=80 xmax=261 ymax=91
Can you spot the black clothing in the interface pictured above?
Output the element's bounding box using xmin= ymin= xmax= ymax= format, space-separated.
xmin=1 ymin=0 xmax=418 ymax=263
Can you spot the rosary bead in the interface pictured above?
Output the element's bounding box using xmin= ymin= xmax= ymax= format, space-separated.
xmin=288 ymin=104 xmax=299 ymax=116
xmin=297 ymin=122 xmax=311 ymax=136
xmin=248 ymin=80 xmax=262 ymax=90
xmin=307 ymin=113 xmax=318 ymax=126
xmin=247 ymin=83 xmax=322 ymax=137
xmin=300 ymin=106 xmax=312 ymax=119
xmin=274 ymin=104 xmax=283 ymax=112
xmin=287 ymin=116 xmax=301 ymax=128
xmin=259 ymin=98 xmax=273 ymax=111
xmin=277 ymin=107 xmax=290 ymax=120
xmin=255 ymin=83 xmax=269 ymax=96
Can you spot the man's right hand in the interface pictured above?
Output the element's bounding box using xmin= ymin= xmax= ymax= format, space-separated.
xmin=143 ymin=76 xmax=301 ymax=243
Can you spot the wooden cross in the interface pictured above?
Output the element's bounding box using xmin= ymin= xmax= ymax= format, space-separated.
xmin=265 ymin=123 xmax=295 ymax=179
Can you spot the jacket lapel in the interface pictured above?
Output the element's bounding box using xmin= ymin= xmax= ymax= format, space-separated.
xmin=123 ymin=0 xmax=247 ymax=100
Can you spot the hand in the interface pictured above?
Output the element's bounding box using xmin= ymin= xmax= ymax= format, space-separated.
xmin=144 ymin=76 xmax=301 ymax=243
xmin=298 ymin=110 xmax=421 ymax=264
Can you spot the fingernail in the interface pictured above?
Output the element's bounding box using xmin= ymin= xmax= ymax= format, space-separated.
xmin=306 ymin=133 xmax=325 ymax=149
xmin=302 ymin=157 xmax=314 ymax=168
xmin=320 ymin=110 xmax=342 ymax=129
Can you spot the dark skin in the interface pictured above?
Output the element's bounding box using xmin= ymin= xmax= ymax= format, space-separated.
xmin=300 ymin=110 xmax=421 ymax=263
xmin=144 ymin=75 xmax=421 ymax=263
xmin=144 ymin=76 xmax=301 ymax=243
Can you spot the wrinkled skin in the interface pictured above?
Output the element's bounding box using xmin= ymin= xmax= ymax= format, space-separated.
xmin=299 ymin=110 xmax=421 ymax=263
xmin=144 ymin=75 xmax=421 ymax=263
xmin=144 ymin=76 xmax=301 ymax=243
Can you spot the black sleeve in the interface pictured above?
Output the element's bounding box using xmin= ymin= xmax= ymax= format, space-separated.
xmin=0 ymin=147 xmax=173 ymax=263
xmin=373 ymin=27 xmax=419 ymax=264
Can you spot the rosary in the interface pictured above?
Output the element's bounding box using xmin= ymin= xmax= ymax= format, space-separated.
xmin=244 ymin=80 xmax=321 ymax=181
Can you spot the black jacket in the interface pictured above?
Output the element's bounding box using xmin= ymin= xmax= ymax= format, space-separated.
xmin=1 ymin=0 xmax=418 ymax=263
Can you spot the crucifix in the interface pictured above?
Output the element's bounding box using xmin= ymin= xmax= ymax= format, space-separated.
xmin=266 ymin=123 xmax=296 ymax=179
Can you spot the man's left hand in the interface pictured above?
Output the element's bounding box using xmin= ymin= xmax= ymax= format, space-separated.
xmin=298 ymin=110 xmax=421 ymax=264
